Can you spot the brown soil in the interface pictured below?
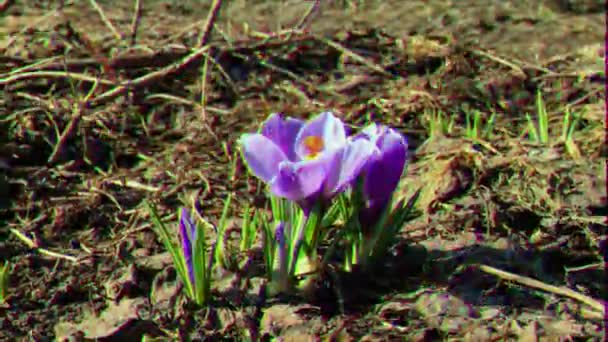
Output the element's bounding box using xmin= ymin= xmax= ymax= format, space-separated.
xmin=0 ymin=0 xmax=605 ymax=340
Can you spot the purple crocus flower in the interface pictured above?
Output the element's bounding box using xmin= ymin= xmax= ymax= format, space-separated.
xmin=356 ymin=124 xmax=408 ymax=227
xmin=179 ymin=207 xmax=196 ymax=285
xmin=240 ymin=112 xmax=375 ymax=212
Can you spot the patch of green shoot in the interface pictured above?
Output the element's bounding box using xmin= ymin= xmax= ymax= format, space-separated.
xmin=561 ymin=106 xmax=581 ymax=158
xmin=524 ymin=90 xmax=581 ymax=157
xmin=424 ymin=108 xmax=455 ymax=138
xmin=214 ymin=193 xmax=237 ymax=271
xmin=525 ymin=90 xmax=550 ymax=144
xmin=464 ymin=109 xmax=496 ymax=141
xmin=240 ymin=203 xmax=259 ymax=253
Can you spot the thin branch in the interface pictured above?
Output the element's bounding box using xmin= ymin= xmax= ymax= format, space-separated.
xmin=9 ymin=228 xmax=78 ymax=263
xmin=476 ymin=264 xmax=605 ymax=314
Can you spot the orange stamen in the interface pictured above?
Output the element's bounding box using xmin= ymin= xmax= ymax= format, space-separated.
xmin=303 ymin=136 xmax=324 ymax=158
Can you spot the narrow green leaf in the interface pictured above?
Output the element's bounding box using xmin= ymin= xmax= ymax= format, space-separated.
xmin=0 ymin=262 xmax=9 ymax=302
xmin=214 ymin=193 xmax=233 ymax=269
xmin=483 ymin=112 xmax=496 ymax=138
xmin=526 ymin=113 xmax=539 ymax=142
xmin=240 ymin=204 xmax=252 ymax=252
xmin=192 ymin=217 xmax=209 ymax=305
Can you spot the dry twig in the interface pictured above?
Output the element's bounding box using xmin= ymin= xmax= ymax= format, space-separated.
xmin=196 ymin=0 xmax=223 ymax=48
xmin=130 ymin=0 xmax=143 ymax=46
xmin=9 ymin=228 xmax=78 ymax=263
xmin=477 ymin=264 xmax=605 ymax=314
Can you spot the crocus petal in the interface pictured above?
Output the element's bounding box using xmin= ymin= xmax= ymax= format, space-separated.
xmin=179 ymin=207 xmax=196 ymax=284
xmin=295 ymin=112 xmax=347 ymax=159
xmin=359 ymin=123 xmax=381 ymax=144
xmin=261 ymin=113 xmax=304 ymax=161
xmin=240 ymin=133 xmax=288 ymax=183
xmin=270 ymin=160 xmax=327 ymax=201
xmin=322 ymin=138 xmax=376 ymax=197
xmin=363 ymin=128 xmax=407 ymax=205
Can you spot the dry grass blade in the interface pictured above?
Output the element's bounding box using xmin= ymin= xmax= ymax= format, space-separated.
xmin=476 ymin=264 xmax=605 ymax=314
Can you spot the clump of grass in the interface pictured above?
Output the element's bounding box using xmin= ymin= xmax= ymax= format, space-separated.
xmin=525 ymin=90 xmax=581 ymax=158
xmin=525 ymin=90 xmax=550 ymax=144
xmin=423 ymin=108 xmax=455 ymax=138
xmin=561 ymin=106 xmax=581 ymax=158
xmin=239 ymin=203 xmax=259 ymax=253
xmin=213 ymin=193 xmax=238 ymax=271
xmin=464 ymin=109 xmax=495 ymax=141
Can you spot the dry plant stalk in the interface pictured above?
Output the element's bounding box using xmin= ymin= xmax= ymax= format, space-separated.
xmin=477 ymin=264 xmax=605 ymax=314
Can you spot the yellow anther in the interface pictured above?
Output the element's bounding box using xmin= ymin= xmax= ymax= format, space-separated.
xmin=303 ymin=136 xmax=324 ymax=158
